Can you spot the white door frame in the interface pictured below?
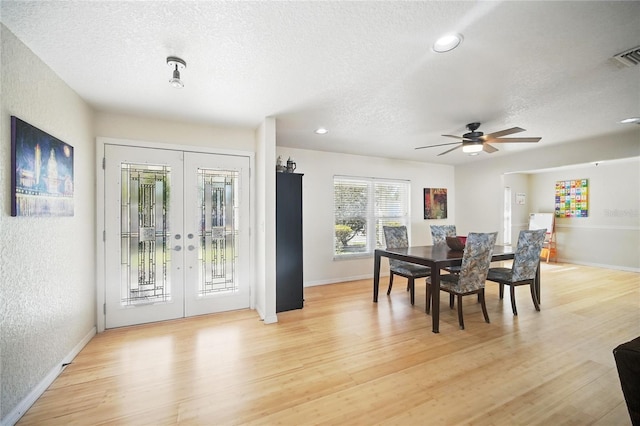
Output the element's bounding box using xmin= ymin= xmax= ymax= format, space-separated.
xmin=96 ymin=137 xmax=256 ymax=333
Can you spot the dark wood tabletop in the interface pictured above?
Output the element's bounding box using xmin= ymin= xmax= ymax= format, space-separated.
xmin=377 ymin=244 xmax=516 ymax=267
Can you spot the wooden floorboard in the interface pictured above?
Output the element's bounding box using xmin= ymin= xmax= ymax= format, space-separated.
xmin=17 ymin=262 xmax=639 ymax=425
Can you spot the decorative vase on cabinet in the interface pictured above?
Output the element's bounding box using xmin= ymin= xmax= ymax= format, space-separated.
xmin=276 ymin=173 xmax=304 ymax=312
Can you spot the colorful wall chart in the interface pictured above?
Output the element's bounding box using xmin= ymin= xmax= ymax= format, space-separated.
xmin=555 ymin=179 xmax=588 ymax=218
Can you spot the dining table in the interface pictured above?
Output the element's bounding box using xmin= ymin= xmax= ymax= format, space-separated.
xmin=373 ymin=243 xmax=538 ymax=333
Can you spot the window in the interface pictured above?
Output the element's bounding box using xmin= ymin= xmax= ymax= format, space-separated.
xmin=333 ymin=176 xmax=410 ymax=258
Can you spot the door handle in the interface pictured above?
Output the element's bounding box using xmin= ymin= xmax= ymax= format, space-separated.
xmin=174 ymin=245 xmax=182 ymax=251
xmin=188 ymin=245 xmax=195 ymax=251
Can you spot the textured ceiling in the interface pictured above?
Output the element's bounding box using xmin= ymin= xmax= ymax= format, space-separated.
xmin=1 ymin=1 xmax=639 ymax=165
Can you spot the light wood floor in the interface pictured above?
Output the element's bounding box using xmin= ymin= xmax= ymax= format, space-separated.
xmin=18 ymin=262 xmax=639 ymax=425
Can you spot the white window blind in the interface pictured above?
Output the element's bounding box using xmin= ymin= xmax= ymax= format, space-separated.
xmin=333 ymin=176 xmax=410 ymax=258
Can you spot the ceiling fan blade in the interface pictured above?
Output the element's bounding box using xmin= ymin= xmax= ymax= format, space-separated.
xmin=482 ymin=127 xmax=525 ymax=140
xmin=442 ymin=134 xmax=467 ymax=140
xmin=438 ymin=144 xmax=462 ymax=156
xmin=415 ymin=141 xmax=461 ymax=150
xmin=483 ymin=143 xmax=498 ymax=153
xmin=487 ymin=137 xmax=542 ymax=143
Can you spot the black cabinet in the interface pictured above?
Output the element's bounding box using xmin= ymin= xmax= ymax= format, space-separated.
xmin=276 ymin=173 xmax=304 ymax=312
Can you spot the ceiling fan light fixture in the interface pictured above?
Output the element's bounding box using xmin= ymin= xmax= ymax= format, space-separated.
xmin=167 ymin=56 xmax=186 ymax=88
xmin=414 ymin=122 xmax=540 ymax=155
xmin=433 ymin=33 xmax=463 ymax=53
xmin=462 ymin=142 xmax=483 ymax=153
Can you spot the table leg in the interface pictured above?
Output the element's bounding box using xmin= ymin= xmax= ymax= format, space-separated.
xmin=431 ymin=267 xmax=440 ymax=333
xmin=373 ymin=251 xmax=381 ymax=303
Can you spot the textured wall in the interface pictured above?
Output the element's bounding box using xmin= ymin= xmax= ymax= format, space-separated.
xmin=0 ymin=25 xmax=96 ymax=421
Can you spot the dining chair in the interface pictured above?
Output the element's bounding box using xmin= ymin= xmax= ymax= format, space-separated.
xmin=430 ymin=224 xmax=457 ymax=244
xmin=486 ymin=228 xmax=546 ymax=315
xmin=430 ymin=224 xmax=461 ymax=276
xmin=426 ymin=232 xmax=497 ymax=330
xmin=382 ymin=225 xmax=432 ymax=305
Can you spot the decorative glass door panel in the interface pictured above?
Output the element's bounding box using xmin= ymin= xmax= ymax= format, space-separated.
xmin=120 ymin=164 xmax=172 ymax=305
xmin=197 ymin=169 xmax=238 ymax=296
xmin=104 ymin=145 xmax=250 ymax=328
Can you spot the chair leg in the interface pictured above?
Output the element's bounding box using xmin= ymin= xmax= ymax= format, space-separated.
xmin=480 ymin=289 xmax=490 ymax=324
xmin=449 ymin=294 xmax=455 ymax=309
xmin=499 ymin=283 xmax=504 ymax=299
xmin=386 ymin=273 xmax=394 ymax=295
xmin=530 ymin=282 xmax=540 ymax=311
xmin=409 ymin=278 xmax=415 ymax=305
xmin=510 ymin=285 xmax=518 ymax=316
xmin=457 ymin=294 xmax=464 ymax=330
xmin=425 ymin=282 xmax=431 ymax=314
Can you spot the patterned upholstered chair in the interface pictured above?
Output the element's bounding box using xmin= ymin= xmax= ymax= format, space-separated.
xmin=383 ymin=226 xmax=431 ymax=305
xmin=430 ymin=224 xmax=461 ymax=275
xmin=426 ymin=232 xmax=497 ymax=329
xmin=430 ymin=224 xmax=457 ymax=244
xmin=486 ymin=229 xmax=546 ymax=315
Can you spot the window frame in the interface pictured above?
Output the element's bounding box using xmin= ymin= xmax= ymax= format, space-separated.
xmin=333 ymin=175 xmax=411 ymax=259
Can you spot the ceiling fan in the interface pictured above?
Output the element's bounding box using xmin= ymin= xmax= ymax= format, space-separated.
xmin=415 ymin=122 xmax=541 ymax=156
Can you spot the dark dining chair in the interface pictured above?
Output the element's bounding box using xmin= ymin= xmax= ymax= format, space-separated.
xmin=486 ymin=228 xmax=546 ymax=315
xmin=430 ymin=224 xmax=456 ymax=244
xmin=426 ymin=232 xmax=497 ymax=330
xmin=383 ymin=225 xmax=431 ymax=305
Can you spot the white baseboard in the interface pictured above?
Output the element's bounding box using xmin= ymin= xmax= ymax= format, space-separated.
xmin=305 ymin=273 xmax=379 ymax=287
xmin=254 ymin=304 xmax=278 ymax=324
xmin=263 ymin=314 xmax=278 ymax=324
xmin=556 ymin=258 xmax=640 ymax=273
xmin=1 ymin=327 xmax=96 ymax=426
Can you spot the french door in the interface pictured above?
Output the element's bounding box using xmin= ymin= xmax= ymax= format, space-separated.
xmin=104 ymin=145 xmax=250 ymax=329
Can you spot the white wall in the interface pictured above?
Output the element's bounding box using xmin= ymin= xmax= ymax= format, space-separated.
xmin=275 ymin=147 xmax=455 ymax=286
xmin=528 ymin=158 xmax=640 ymax=270
xmin=456 ymin=129 xmax=640 ymax=271
xmin=503 ymin=173 xmax=532 ymax=244
xmin=94 ymin=111 xmax=256 ymax=151
xmin=255 ymin=118 xmax=278 ymax=323
xmin=1 ymin=25 xmax=96 ymax=423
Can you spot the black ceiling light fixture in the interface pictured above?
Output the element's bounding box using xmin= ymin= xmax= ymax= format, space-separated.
xmin=167 ymin=56 xmax=186 ymax=88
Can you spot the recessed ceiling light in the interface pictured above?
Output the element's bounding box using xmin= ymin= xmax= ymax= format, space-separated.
xmin=468 ymin=152 xmax=480 ymax=156
xmin=620 ymin=117 xmax=640 ymax=124
xmin=433 ymin=33 xmax=463 ymax=53
xmin=315 ymin=127 xmax=328 ymax=135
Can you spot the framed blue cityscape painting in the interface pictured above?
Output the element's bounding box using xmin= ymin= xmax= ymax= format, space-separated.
xmin=11 ymin=116 xmax=74 ymax=216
